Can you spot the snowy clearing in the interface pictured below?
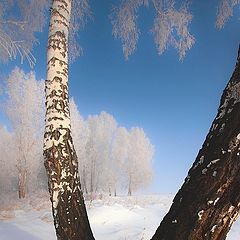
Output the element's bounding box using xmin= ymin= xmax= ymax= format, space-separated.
xmin=0 ymin=193 xmax=240 ymax=240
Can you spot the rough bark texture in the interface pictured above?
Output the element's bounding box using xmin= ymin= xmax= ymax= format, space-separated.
xmin=151 ymin=47 xmax=240 ymax=240
xmin=43 ymin=1 xmax=95 ymax=239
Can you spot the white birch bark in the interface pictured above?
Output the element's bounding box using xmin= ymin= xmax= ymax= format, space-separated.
xmin=44 ymin=1 xmax=94 ymax=239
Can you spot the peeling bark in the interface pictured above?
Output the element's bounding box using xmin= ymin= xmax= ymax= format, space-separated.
xmin=44 ymin=1 xmax=95 ymax=239
xmin=151 ymin=47 xmax=240 ymax=240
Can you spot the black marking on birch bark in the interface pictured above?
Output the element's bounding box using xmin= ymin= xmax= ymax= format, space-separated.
xmin=51 ymin=19 xmax=69 ymax=30
xmin=48 ymin=41 xmax=68 ymax=58
xmin=51 ymin=8 xmax=68 ymax=22
xmin=51 ymin=99 xmax=67 ymax=110
xmin=151 ymin=47 xmax=240 ymax=240
xmin=48 ymin=32 xmax=68 ymax=58
xmin=48 ymin=117 xmax=65 ymax=122
xmin=47 ymin=67 xmax=68 ymax=78
xmin=49 ymin=58 xmax=67 ymax=68
xmin=48 ymin=35 xmax=68 ymax=53
xmin=55 ymin=0 xmax=68 ymax=8
xmin=56 ymin=69 xmax=68 ymax=78
xmin=49 ymin=31 xmax=68 ymax=40
xmin=58 ymin=6 xmax=70 ymax=15
xmin=46 ymin=101 xmax=69 ymax=114
xmin=47 ymin=89 xmax=69 ymax=101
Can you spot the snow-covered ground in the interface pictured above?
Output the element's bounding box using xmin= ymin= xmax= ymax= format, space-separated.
xmin=0 ymin=192 xmax=240 ymax=240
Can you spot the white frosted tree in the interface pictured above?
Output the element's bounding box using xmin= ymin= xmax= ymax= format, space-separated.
xmin=0 ymin=125 xmax=16 ymax=194
xmin=70 ymin=108 xmax=154 ymax=197
xmin=86 ymin=111 xmax=118 ymax=196
xmin=96 ymin=112 xmax=118 ymax=195
xmin=84 ymin=121 xmax=98 ymax=196
xmin=111 ymin=126 xmax=130 ymax=196
xmin=4 ymin=67 xmax=45 ymax=198
xmin=126 ymin=127 xmax=154 ymax=195
xmin=70 ymin=98 xmax=90 ymax=194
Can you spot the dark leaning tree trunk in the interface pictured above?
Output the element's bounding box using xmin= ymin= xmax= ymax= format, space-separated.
xmin=152 ymin=48 xmax=240 ymax=240
xmin=43 ymin=0 xmax=95 ymax=239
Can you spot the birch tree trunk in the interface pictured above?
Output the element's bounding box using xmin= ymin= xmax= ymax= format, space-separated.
xmin=43 ymin=1 xmax=95 ymax=239
xmin=17 ymin=152 xmax=28 ymax=199
xmin=82 ymin=168 xmax=88 ymax=194
xmin=151 ymin=47 xmax=240 ymax=240
xmin=128 ymin=175 xmax=132 ymax=196
xmin=18 ymin=168 xmax=27 ymax=199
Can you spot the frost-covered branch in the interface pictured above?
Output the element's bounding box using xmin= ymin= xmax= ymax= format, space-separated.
xmin=152 ymin=0 xmax=195 ymax=59
xmin=0 ymin=0 xmax=49 ymax=66
xmin=216 ymin=0 xmax=240 ymax=29
xmin=0 ymin=30 xmax=36 ymax=67
xmin=69 ymin=0 xmax=92 ymax=62
xmin=0 ymin=20 xmax=26 ymax=30
xmin=111 ymin=0 xmax=195 ymax=59
xmin=110 ymin=0 xmax=148 ymax=59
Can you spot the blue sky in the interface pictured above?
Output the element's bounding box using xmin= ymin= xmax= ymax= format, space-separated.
xmin=1 ymin=0 xmax=240 ymax=193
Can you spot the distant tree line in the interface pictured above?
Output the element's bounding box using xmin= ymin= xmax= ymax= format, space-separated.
xmin=0 ymin=67 xmax=154 ymax=199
